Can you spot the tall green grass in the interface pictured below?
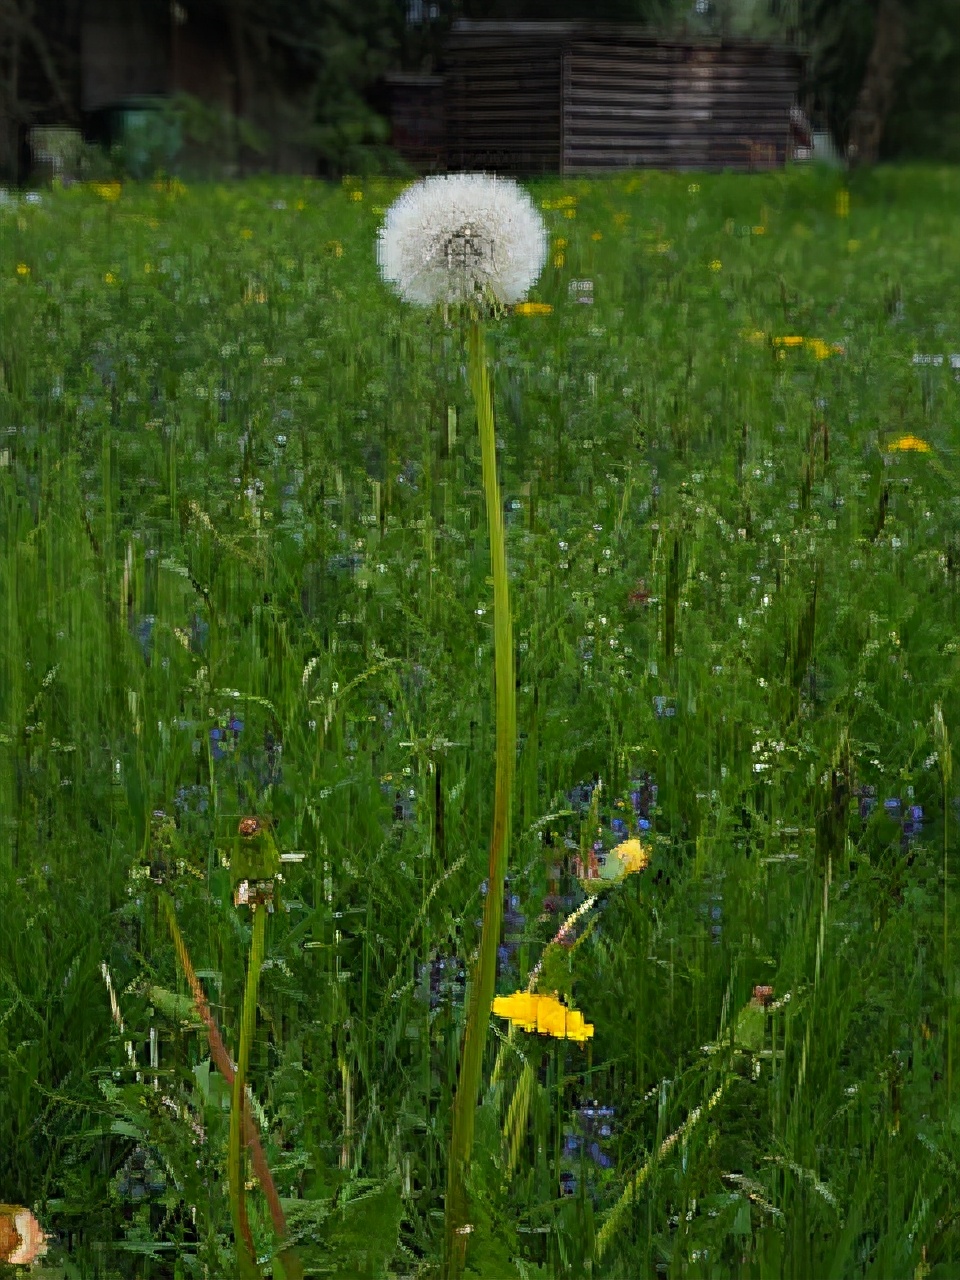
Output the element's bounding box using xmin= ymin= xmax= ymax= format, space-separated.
xmin=1 ymin=164 xmax=959 ymax=1277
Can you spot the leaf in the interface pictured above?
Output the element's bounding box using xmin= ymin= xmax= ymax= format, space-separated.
xmin=146 ymin=984 xmax=205 ymax=1027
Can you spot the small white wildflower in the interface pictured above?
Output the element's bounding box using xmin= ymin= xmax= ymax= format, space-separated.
xmin=376 ymin=172 xmax=547 ymax=308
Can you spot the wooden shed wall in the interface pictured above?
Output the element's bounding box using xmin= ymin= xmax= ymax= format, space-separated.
xmin=443 ymin=23 xmax=570 ymax=176
xmin=439 ymin=22 xmax=802 ymax=177
xmin=563 ymin=36 xmax=801 ymax=174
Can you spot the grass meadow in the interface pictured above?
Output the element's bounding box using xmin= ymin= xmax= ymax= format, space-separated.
xmin=1 ymin=164 xmax=960 ymax=1279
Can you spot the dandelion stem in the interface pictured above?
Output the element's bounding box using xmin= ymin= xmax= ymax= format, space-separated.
xmin=443 ymin=315 xmax=516 ymax=1279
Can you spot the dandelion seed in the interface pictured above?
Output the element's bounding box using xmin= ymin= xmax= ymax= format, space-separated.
xmin=376 ymin=172 xmax=547 ymax=309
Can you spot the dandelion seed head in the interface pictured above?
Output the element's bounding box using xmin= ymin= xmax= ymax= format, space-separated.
xmin=377 ymin=172 xmax=547 ymax=308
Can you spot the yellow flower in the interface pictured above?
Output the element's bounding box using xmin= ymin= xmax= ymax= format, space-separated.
xmin=806 ymin=338 xmax=833 ymax=360
xmin=493 ymin=992 xmax=594 ymax=1042
xmin=611 ymin=838 xmax=650 ymax=877
xmin=91 ymin=181 xmax=121 ymax=201
xmin=591 ymin=231 xmax=602 ymax=241
xmin=104 ymin=272 xmax=117 ymax=285
xmin=709 ymin=259 xmax=722 ymax=272
xmin=579 ymin=836 xmax=652 ymax=888
xmin=751 ymin=225 xmax=766 ymax=236
xmin=144 ymin=262 xmax=153 ymax=273
xmin=553 ymin=253 xmax=565 ymax=268
xmin=295 ymin=198 xmax=306 ymax=211
xmin=740 ymin=328 xmax=766 ymax=342
xmin=773 ymin=335 xmax=804 ymax=347
xmin=240 ymin=228 xmax=253 ymax=240
xmin=326 ymin=240 xmax=343 ymax=258
xmin=514 ymin=301 xmax=553 ymax=315
xmin=564 ymin=207 xmax=576 ymax=219
xmin=687 ymin=183 xmax=700 ymax=194
xmin=493 ymin=991 xmax=539 ymax=1031
xmin=553 ymin=237 xmax=567 ymax=250
xmin=889 ymin=435 xmax=931 ymax=452
xmin=350 ymin=190 xmax=364 ymax=202
xmin=15 ymin=263 xmax=30 ymax=276
xmin=612 ymin=212 xmax=629 ymax=228
xmin=836 ymin=189 xmax=850 ymax=218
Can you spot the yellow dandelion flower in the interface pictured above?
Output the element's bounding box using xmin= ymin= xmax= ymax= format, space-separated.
xmin=15 ymin=263 xmax=30 ymax=276
xmin=751 ymin=225 xmax=766 ymax=236
xmin=656 ymin=240 xmax=673 ymax=255
xmin=92 ymin=181 xmax=122 ymax=201
xmin=558 ymin=196 xmax=578 ymax=208
xmin=688 ymin=183 xmax=700 ymax=194
xmin=836 ymin=189 xmax=850 ymax=218
xmin=553 ymin=237 xmax=567 ymax=250
xmin=564 ymin=207 xmax=576 ymax=219
xmin=553 ymin=252 xmax=565 ymax=268
xmin=806 ymin=338 xmax=833 ymax=360
xmin=579 ymin=837 xmax=651 ymax=889
xmin=514 ymin=301 xmax=553 ymax=316
xmin=104 ymin=272 xmax=117 ymax=285
xmin=295 ymin=198 xmax=306 ymax=211
xmin=240 ymin=228 xmax=253 ymax=240
xmin=493 ymin=991 xmax=539 ymax=1031
xmin=773 ymin=335 xmax=804 ymax=347
xmin=709 ymin=259 xmax=722 ymax=272
xmin=537 ymin=998 xmax=570 ymax=1038
xmin=591 ymin=231 xmax=603 ymax=242
xmin=493 ymin=992 xmax=594 ymax=1042
xmin=740 ymin=329 xmax=766 ymax=343
xmin=350 ymin=190 xmax=364 ymax=202
xmin=144 ymin=262 xmax=153 ymax=273
xmin=889 ymin=435 xmax=931 ymax=453
xmin=612 ymin=837 xmax=650 ymax=876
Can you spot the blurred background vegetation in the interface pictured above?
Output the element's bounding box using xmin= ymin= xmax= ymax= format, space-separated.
xmin=0 ymin=1 xmax=958 ymax=186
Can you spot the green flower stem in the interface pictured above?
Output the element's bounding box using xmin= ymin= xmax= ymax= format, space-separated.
xmin=229 ymin=903 xmax=268 ymax=1280
xmin=443 ymin=316 xmax=516 ymax=1280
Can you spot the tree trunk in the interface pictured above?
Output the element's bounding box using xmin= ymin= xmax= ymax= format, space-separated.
xmin=0 ymin=23 xmax=21 ymax=182
xmin=847 ymin=0 xmax=910 ymax=166
xmin=228 ymin=3 xmax=254 ymax=177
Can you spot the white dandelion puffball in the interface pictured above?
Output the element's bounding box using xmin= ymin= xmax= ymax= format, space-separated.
xmin=377 ymin=172 xmax=548 ymax=308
